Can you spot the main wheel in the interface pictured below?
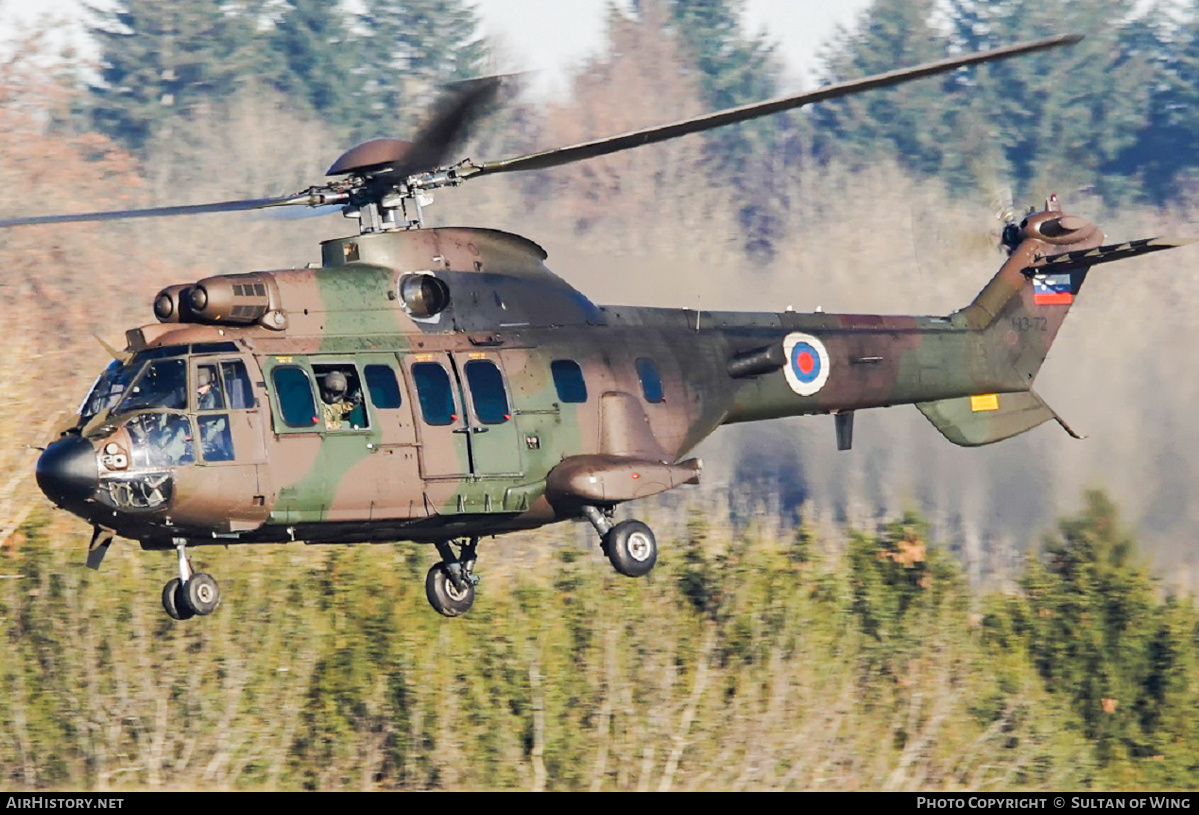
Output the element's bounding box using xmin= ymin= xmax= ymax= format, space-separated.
xmin=162 ymin=577 xmax=195 ymax=621
xmin=425 ymin=563 xmax=475 ymax=617
xmin=604 ymin=520 xmax=658 ymax=577
xmin=182 ymin=573 xmax=221 ymax=616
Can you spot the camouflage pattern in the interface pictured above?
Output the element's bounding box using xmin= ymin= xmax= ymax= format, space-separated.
xmin=35 ymin=199 xmax=1186 ymax=560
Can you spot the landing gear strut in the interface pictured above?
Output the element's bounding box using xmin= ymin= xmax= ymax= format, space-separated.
xmin=161 ymin=538 xmax=221 ymax=620
xmin=426 ymin=538 xmax=479 ymax=617
xmin=583 ymin=506 xmax=658 ymax=577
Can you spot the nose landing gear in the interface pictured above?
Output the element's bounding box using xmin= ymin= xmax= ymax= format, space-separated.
xmin=161 ymin=538 xmax=221 ymax=620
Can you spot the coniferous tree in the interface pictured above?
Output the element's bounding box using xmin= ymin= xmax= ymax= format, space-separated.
xmin=943 ymin=0 xmax=1155 ymax=204
xmin=661 ymin=0 xmax=786 ymax=259
xmin=815 ymin=0 xmax=1155 ymax=204
xmin=267 ymin=0 xmax=369 ymax=136
xmin=87 ymin=0 xmax=267 ymax=151
xmin=813 ymin=0 xmax=953 ymax=177
xmin=362 ymin=0 xmax=488 ymax=133
xmin=1017 ymin=491 xmax=1191 ymax=765
xmin=1117 ymin=6 xmax=1199 ymax=203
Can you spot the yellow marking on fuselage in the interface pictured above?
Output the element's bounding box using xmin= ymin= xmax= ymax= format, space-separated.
xmin=970 ymin=394 xmax=999 ymax=412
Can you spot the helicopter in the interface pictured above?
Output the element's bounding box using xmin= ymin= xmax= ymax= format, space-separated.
xmin=16 ymin=33 xmax=1190 ymax=620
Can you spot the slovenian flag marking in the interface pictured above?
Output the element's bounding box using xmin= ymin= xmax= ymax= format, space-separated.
xmin=1033 ymin=272 xmax=1073 ymax=305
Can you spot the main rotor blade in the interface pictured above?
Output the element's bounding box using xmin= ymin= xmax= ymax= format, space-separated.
xmin=0 ymin=194 xmax=317 ymax=228
xmin=329 ymin=75 xmax=507 ymax=178
xmin=402 ymin=75 xmax=506 ymax=174
xmin=465 ymin=34 xmax=1082 ymax=179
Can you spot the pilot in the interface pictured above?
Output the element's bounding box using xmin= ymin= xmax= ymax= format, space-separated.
xmin=196 ymin=368 xmax=223 ymax=411
xmin=157 ymin=415 xmax=195 ymax=466
xmin=320 ymin=370 xmax=361 ymax=430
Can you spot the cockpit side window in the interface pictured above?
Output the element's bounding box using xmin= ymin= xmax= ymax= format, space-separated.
xmin=121 ymin=359 xmax=188 ymax=412
xmin=197 ymin=415 xmax=234 ymax=461
xmin=221 ymin=360 xmax=255 ymax=409
xmin=126 ymin=413 xmax=195 ymax=468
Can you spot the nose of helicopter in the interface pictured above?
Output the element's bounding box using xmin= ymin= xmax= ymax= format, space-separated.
xmin=36 ymin=435 xmax=99 ymax=510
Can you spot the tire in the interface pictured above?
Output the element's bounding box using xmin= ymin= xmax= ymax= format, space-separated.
xmin=182 ymin=573 xmax=221 ymax=616
xmin=425 ymin=563 xmax=475 ymax=617
xmin=162 ymin=577 xmax=194 ymax=621
xmin=604 ymin=520 xmax=658 ymax=577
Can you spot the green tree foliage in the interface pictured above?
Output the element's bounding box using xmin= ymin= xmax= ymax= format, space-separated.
xmin=6 ymin=489 xmax=1196 ymax=790
xmin=362 ymin=0 xmax=489 ymax=131
xmin=660 ymin=0 xmax=787 ymax=259
xmin=1118 ymin=7 xmax=1199 ymax=201
xmin=663 ymin=0 xmax=779 ymax=132
xmin=87 ymin=0 xmax=268 ymax=151
xmin=87 ymin=0 xmax=489 ymax=151
xmin=816 ymin=0 xmax=1155 ymax=204
xmin=267 ymin=0 xmax=369 ymax=135
xmin=1013 ymin=491 xmax=1199 ymax=781
xmin=944 ymin=0 xmax=1154 ymax=203
xmin=814 ymin=0 xmax=951 ymax=177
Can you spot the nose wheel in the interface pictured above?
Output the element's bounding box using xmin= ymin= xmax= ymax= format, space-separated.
xmin=161 ymin=539 xmax=221 ymax=620
xmin=425 ymin=538 xmax=479 ymax=617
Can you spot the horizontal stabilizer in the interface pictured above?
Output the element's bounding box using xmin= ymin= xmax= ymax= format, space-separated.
xmin=1025 ymin=236 xmax=1193 ymax=276
xmin=916 ymin=390 xmax=1082 ymax=447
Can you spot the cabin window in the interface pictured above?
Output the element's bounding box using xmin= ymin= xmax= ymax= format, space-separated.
xmin=222 ymin=360 xmax=255 ymax=409
xmin=464 ymin=360 xmax=510 ymax=425
xmin=636 ymin=357 xmax=664 ymax=404
xmin=312 ymin=364 xmax=368 ymax=429
xmin=121 ymin=359 xmax=188 ymax=412
xmin=271 ymin=366 xmax=319 ymax=428
xmin=412 ymin=362 xmax=457 ymax=426
xmin=365 ymin=364 xmax=402 ymax=410
xmin=551 ymin=359 xmax=588 ymax=403
xmin=197 ymin=415 xmax=234 ymax=462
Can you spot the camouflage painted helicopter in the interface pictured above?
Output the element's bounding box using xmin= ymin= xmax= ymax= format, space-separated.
xmin=16 ymin=34 xmax=1188 ymax=620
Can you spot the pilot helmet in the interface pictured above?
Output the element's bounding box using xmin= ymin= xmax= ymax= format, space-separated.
xmin=323 ymin=371 xmax=348 ymax=401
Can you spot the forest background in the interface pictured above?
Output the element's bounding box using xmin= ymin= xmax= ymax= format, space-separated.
xmin=3 ymin=0 xmax=1199 ymax=791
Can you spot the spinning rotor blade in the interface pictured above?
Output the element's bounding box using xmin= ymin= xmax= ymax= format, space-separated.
xmin=0 ymin=193 xmax=322 ymax=228
xmin=402 ymin=75 xmax=506 ymax=174
xmin=463 ymin=34 xmax=1082 ymax=179
xmin=327 ymin=75 xmax=507 ymax=178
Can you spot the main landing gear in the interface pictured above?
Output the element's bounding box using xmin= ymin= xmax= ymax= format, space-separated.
xmin=161 ymin=538 xmax=221 ymax=620
xmin=582 ymin=506 xmax=658 ymax=577
xmin=422 ymin=510 xmax=659 ymax=616
xmin=426 ymin=538 xmax=479 ymax=617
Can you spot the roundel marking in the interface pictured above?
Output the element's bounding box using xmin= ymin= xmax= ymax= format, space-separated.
xmin=782 ymin=332 xmax=830 ymax=396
